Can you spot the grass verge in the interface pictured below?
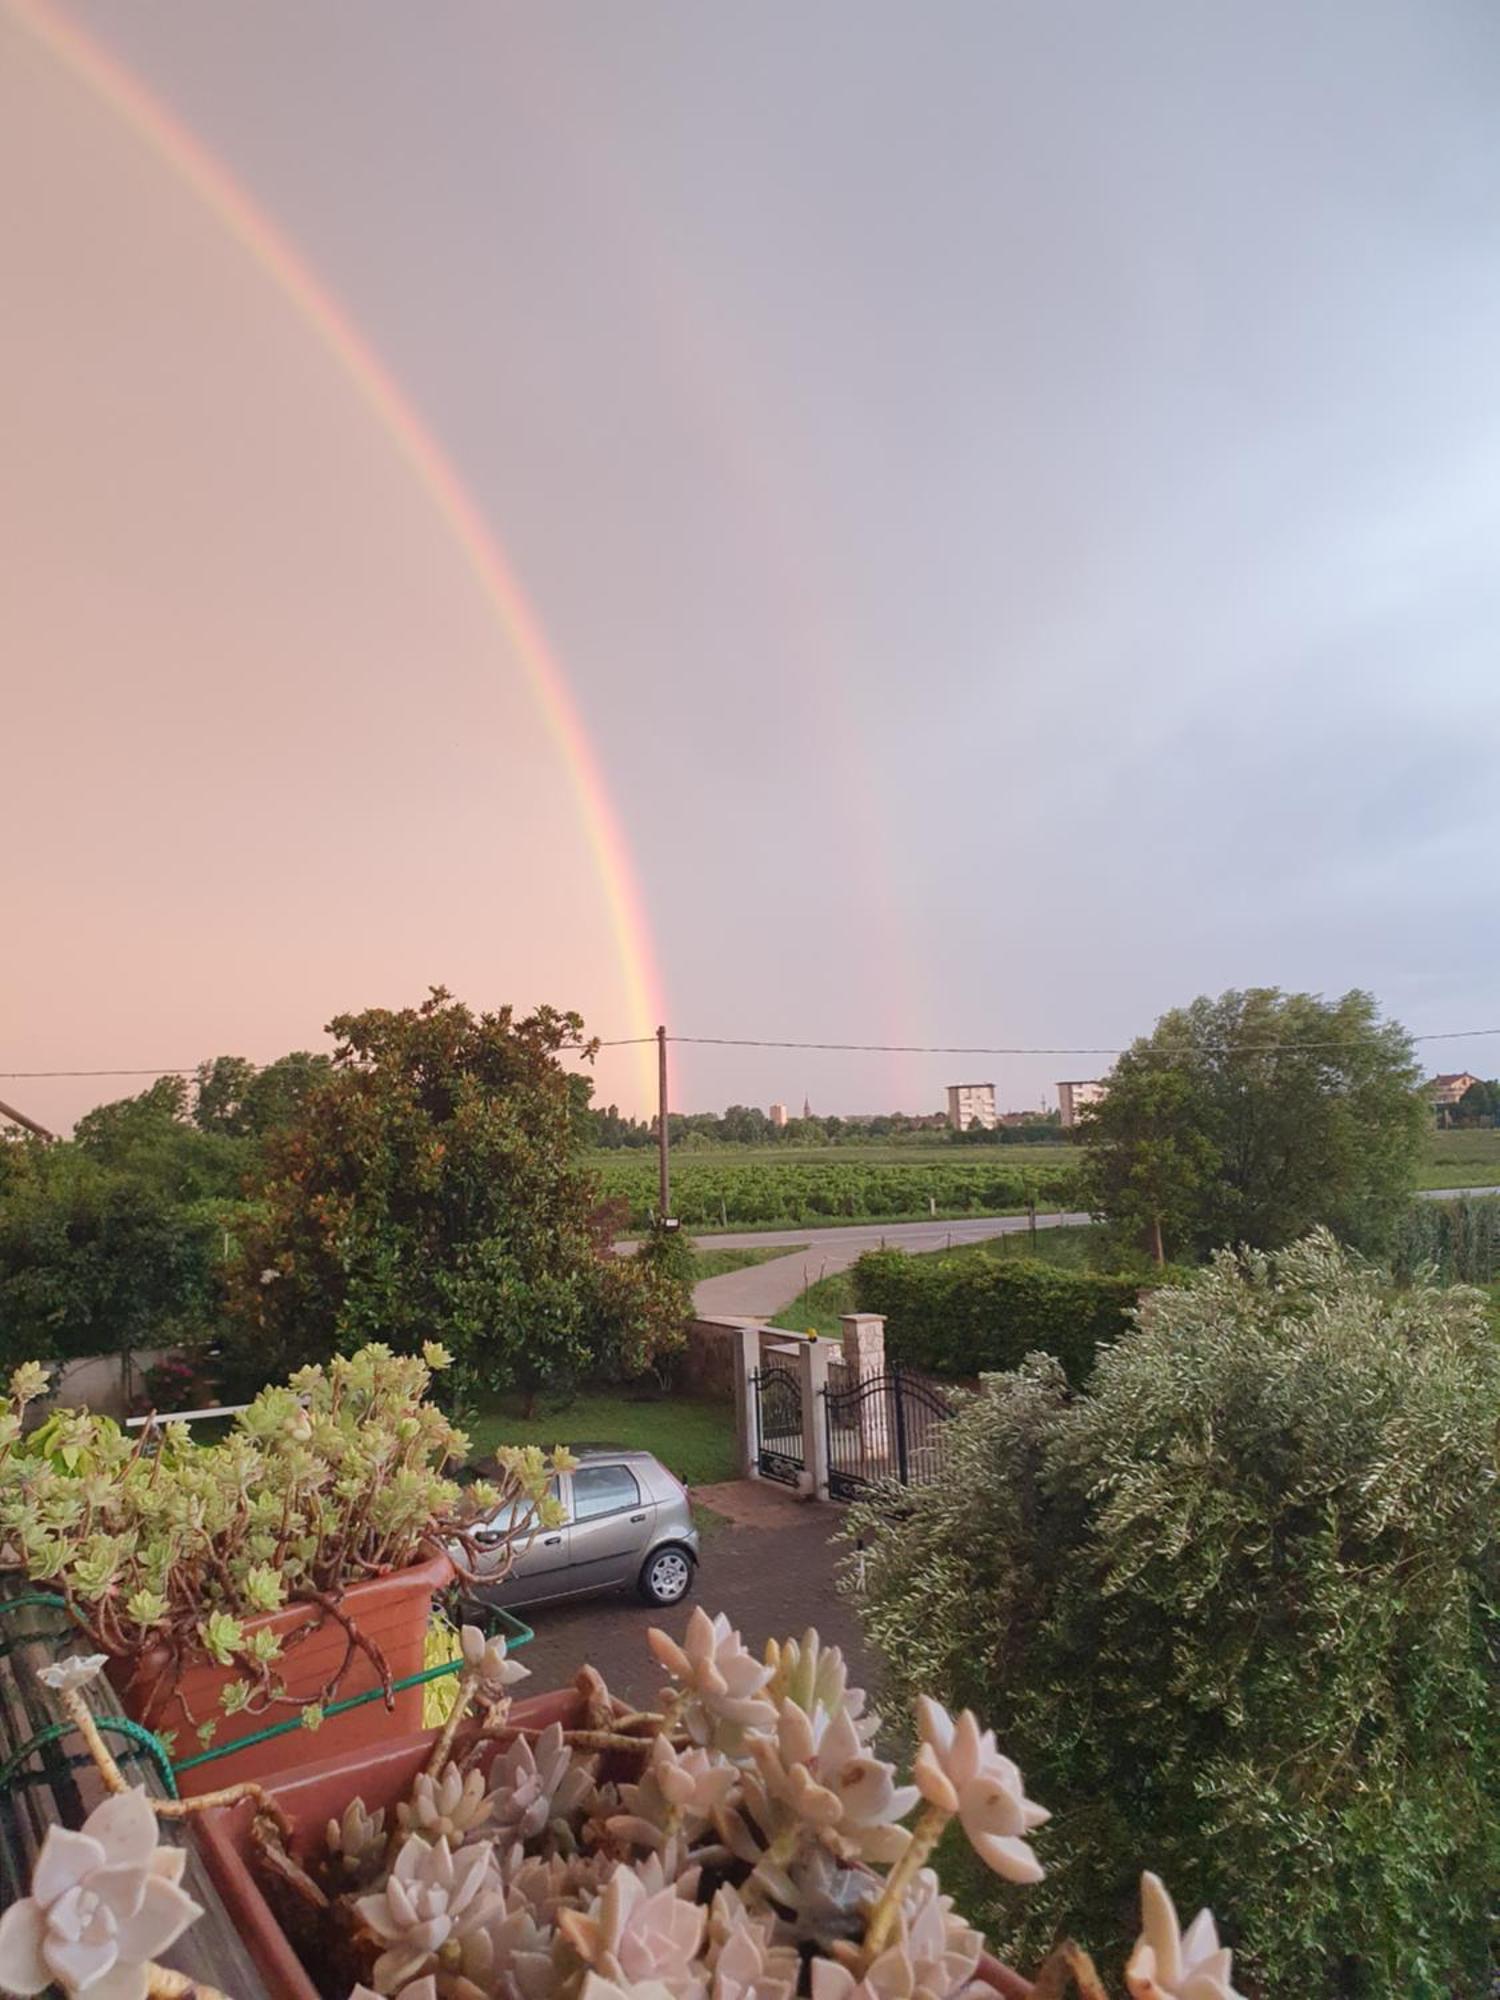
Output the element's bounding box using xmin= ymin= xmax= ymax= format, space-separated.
xmin=691 ymin=1242 xmax=808 ymax=1280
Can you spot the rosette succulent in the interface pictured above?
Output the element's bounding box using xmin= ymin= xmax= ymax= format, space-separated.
xmin=353 ymin=1834 xmax=506 ymax=1993
xmin=0 ymin=1788 xmax=201 ymax=2000
xmin=1125 ymin=1874 xmax=1243 ymax=2000
xmin=912 ymin=1698 xmax=1049 ymax=1884
xmin=648 ymin=1610 xmax=777 ymax=1750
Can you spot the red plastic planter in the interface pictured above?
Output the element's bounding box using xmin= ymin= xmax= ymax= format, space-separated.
xmin=109 ymin=1550 xmax=453 ymax=1798
xmin=193 ymin=1685 xmax=1033 ymax=2000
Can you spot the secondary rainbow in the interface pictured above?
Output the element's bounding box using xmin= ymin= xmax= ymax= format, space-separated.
xmin=10 ymin=0 xmax=664 ymax=1089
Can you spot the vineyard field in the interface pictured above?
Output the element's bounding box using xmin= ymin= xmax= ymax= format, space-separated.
xmin=593 ymin=1151 xmax=1082 ymax=1231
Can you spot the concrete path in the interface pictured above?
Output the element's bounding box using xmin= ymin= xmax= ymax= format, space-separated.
xmin=691 ymin=1210 xmax=1091 ymax=1317
xmin=1420 ymin=1184 xmax=1500 ymax=1199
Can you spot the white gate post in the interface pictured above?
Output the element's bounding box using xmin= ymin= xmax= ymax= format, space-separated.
xmin=733 ymin=1321 xmax=763 ymax=1480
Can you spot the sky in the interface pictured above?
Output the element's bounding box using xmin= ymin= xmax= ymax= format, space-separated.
xmin=6 ymin=0 xmax=1500 ymax=1132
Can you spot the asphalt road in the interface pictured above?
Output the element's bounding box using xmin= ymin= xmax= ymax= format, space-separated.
xmin=690 ymin=1210 xmax=1091 ymax=1316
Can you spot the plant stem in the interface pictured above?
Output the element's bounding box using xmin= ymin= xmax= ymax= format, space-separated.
xmin=145 ymin=1964 xmax=231 ymax=2000
xmin=424 ymin=1668 xmax=478 ymax=1777
xmin=862 ymin=1803 xmax=950 ymax=1958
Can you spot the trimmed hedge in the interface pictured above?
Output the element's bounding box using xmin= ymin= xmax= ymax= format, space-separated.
xmin=852 ymin=1248 xmax=1141 ymax=1383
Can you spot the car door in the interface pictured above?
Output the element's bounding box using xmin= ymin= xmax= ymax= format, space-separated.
xmin=564 ymin=1462 xmax=654 ymax=1595
xmin=471 ymin=1479 xmax=571 ymax=1606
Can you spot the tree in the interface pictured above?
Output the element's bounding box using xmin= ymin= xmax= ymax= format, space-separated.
xmin=194 ymin=1051 xmax=333 ymax=1138
xmin=854 ymin=1234 xmax=1499 ymax=1995
xmin=0 ymin=1142 xmax=224 ymax=1370
xmin=1078 ymin=988 xmax=1424 ymax=1261
xmin=1456 ymin=1077 xmax=1499 ymax=1125
xmin=224 ymin=990 xmax=686 ymax=1404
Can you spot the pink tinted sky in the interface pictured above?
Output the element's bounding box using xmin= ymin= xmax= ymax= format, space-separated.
xmin=2 ymin=12 xmax=659 ymax=1130
xmin=9 ymin=2 xmax=1500 ymax=1135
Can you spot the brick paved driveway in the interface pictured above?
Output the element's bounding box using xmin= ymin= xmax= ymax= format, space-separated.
xmin=501 ymin=1481 xmax=875 ymax=1711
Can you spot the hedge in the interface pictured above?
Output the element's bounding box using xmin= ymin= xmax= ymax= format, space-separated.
xmin=852 ymin=1248 xmax=1142 ymax=1383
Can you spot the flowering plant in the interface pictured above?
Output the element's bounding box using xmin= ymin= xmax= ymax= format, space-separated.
xmin=0 ymin=1348 xmax=568 ymax=1748
xmin=236 ymin=1609 xmax=1244 ymax=2000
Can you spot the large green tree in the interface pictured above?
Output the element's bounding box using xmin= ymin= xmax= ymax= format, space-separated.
xmin=226 ymin=990 xmax=686 ymax=1402
xmin=1078 ymin=987 xmax=1424 ymax=1261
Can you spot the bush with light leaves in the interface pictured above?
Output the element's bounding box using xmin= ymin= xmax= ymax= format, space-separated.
xmin=852 ymin=1231 xmax=1499 ymax=1996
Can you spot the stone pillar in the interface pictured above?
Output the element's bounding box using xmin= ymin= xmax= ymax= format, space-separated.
xmin=840 ymin=1313 xmax=886 ymax=1377
xmin=800 ymin=1337 xmax=833 ymax=1501
xmin=840 ymin=1313 xmax=890 ymax=1465
xmin=732 ymin=1321 xmax=764 ymax=1480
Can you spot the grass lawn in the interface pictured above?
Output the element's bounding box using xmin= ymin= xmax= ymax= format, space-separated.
xmin=690 ymin=1242 xmax=808 ymax=1280
xmin=469 ymin=1389 xmax=736 ymax=1487
xmin=1420 ymin=1128 xmax=1500 ymax=1188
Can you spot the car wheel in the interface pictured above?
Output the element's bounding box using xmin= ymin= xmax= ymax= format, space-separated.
xmin=639 ymin=1544 xmax=694 ymax=1606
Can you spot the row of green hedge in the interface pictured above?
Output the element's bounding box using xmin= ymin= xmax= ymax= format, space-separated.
xmin=852 ymin=1248 xmax=1142 ymax=1383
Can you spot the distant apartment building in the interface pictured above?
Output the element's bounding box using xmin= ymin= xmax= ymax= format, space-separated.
xmin=946 ymin=1082 xmax=998 ymax=1132
xmin=1428 ymin=1072 xmax=1481 ymax=1109
xmin=1057 ymin=1079 xmax=1107 ymax=1128
xmin=768 ymin=1102 xmax=788 ymax=1128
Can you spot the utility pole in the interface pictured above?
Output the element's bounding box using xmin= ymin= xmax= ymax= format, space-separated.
xmin=0 ymin=1098 xmax=54 ymax=1142
xmin=656 ymin=1025 xmax=671 ymax=1222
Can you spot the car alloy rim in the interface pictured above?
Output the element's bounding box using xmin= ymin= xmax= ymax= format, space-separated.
xmin=653 ymin=1551 xmax=690 ymax=1598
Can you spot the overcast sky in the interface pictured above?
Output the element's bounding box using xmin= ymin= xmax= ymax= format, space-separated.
xmin=7 ymin=0 xmax=1500 ymax=1129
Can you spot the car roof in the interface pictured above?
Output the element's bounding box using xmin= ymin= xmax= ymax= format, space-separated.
xmin=564 ymin=1445 xmax=660 ymax=1464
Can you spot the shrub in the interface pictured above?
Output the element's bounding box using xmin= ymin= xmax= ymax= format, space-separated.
xmin=851 ymin=1232 xmax=1500 ymax=1995
xmin=1392 ymin=1192 xmax=1500 ymax=1285
xmin=852 ymin=1247 xmax=1141 ymax=1382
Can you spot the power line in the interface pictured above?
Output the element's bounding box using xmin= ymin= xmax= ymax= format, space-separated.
xmin=8 ymin=1021 xmax=1500 ymax=1079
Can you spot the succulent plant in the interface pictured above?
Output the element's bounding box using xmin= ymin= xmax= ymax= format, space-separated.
xmin=911 ymin=1698 xmax=1049 ymax=1885
xmin=648 ymin=1610 xmax=776 ymax=1750
xmin=486 ymin=1722 xmax=594 ymax=1842
xmin=1125 ymin=1874 xmax=1243 ymax=2000
xmin=0 ymin=1787 xmax=202 ymax=2000
xmin=397 ymin=1766 xmax=497 ymax=1846
xmin=326 ymin=1797 xmax=389 ymax=1886
xmin=248 ymin=1609 xmax=1244 ymax=2000
xmin=0 ymin=1348 xmax=567 ymax=1732
xmin=353 ymin=1834 xmax=506 ymax=1994
xmin=749 ymin=1697 xmax=917 ymax=1867
xmin=558 ymin=1864 xmax=708 ymax=1997
xmin=609 ymin=1735 xmax=739 ymax=1852
xmin=461 ymin=1625 xmax=531 ymax=1705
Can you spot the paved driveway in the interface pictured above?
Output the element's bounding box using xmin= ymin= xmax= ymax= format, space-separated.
xmin=691 ymin=1211 xmax=1091 ymax=1316
xmin=502 ymin=1481 xmax=875 ymax=1712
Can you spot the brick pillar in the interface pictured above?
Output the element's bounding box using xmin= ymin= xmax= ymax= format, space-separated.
xmin=801 ymin=1337 xmax=833 ymax=1501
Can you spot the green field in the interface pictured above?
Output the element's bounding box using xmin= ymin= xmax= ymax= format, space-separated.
xmin=593 ymin=1148 xmax=1080 ymax=1232
xmin=1420 ymin=1129 xmax=1500 ymax=1188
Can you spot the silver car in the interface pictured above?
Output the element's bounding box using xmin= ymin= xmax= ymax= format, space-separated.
xmin=456 ymin=1448 xmax=699 ymax=1611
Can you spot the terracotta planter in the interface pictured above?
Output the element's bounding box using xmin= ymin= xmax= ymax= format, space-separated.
xmin=193 ymin=1686 xmax=1033 ymax=2000
xmin=194 ymin=1687 xmax=584 ymax=2000
xmin=110 ymin=1549 xmax=453 ymax=1798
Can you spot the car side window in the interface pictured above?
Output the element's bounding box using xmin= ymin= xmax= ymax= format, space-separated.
xmin=570 ymin=1464 xmax=641 ymax=1521
xmin=485 ymin=1477 xmax=559 ymax=1534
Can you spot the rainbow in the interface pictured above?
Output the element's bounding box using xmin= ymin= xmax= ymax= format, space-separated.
xmin=8 ymin=0 xmax=664 ymax=1091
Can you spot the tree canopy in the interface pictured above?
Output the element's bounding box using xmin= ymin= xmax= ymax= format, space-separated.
xmin=1078 ymin=987 xmax=1425 ymax=1261
xmin=225 ymin=990 xmax=686 ymax=1402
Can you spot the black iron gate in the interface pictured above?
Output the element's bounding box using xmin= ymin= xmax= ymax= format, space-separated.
xmin=751 ymin=1364 xmax=804 ymax=1486
xmin=822 ymin=1365 xmax=954 ymax=1501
